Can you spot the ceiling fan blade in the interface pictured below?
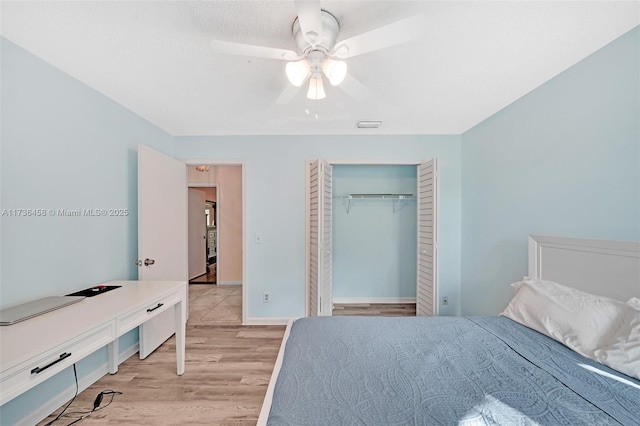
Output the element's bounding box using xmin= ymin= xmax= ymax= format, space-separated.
xmin=332 ymin=14 xmax=424 ymax=59
xmin=338 ymin=73 xmax=371 ymax=101
xmin=276 ymin=84 xmax=303 ymax=104
xmin=294 ymin=0 xmax=323 ymax=46
xmin=210 ymin=39 xmax=301 ymax=61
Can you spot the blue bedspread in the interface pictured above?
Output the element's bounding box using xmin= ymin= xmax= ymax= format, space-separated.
xmin=267 ymin=316 xmax=640 ymax=425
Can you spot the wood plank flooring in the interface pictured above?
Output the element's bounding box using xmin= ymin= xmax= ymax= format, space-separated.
xmin=40 ymin=285 xmax=284 ymax=425
xmin=333 ymin=303 xmax=417 ymax=316
xmin=40 ymin=289 xmax=415 ymax=425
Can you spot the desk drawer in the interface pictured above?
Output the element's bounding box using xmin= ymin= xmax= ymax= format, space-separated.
xmin=0 ymin=321 xmax=115 ymax=405
xmin=117 ymin=292 xmax=181 ymax=335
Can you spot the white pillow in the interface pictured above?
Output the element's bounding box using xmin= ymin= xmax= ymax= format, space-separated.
xmin=594 ymin=302 xmax=640 ymax=380
xmin=628 ymin=298 xmax=640 ymax=309
xmin=501 ymin=278 xmax=627 ymax=358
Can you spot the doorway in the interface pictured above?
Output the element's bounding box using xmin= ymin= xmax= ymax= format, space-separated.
xmin=138 ymin=146 xmax=249 ymax=346
xmin=306 ymin=159 xmax=439 ymax=318
xmin=331 ymin=164 xmax=418 ymax=315
xmin=185 ymin=164 xmax=245 ymax=324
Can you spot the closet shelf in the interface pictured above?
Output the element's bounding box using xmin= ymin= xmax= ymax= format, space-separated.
xmin=346 ymin=193 xmax=415 ymax=213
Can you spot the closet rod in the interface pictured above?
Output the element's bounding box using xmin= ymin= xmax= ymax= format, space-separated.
xmin=346 ymin=193 xmax=415 ymax=213
xmin=348 ymin=193 xmax=414 ymax=199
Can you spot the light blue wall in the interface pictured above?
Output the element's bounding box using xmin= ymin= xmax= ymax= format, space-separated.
xmin=173 ymin=135 xmax=462 ymax=317
xmin=460 ymin=26 xmax=640 ymax=315
xmin=0 ymin=37 xmax=173 ymax=423
xmin=6 ymin=22 xmax=636 ymax=424
xmin=332 ymin=165 xmax=417 ymax=299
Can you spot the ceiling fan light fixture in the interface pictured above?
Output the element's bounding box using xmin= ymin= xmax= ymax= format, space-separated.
xmin=322 ymin=58 xmax=347 ymax=86
xmin=285 ymin=60 xmax=310 ymax=87
xmin=307 ymin=76 xmax=326 ymax=100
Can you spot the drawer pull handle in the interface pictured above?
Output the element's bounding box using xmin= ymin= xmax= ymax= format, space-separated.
xmin=31 ymin=352 xmax=72 ymax=374
xmin=147 ymin=303 xmax=164 ymax=313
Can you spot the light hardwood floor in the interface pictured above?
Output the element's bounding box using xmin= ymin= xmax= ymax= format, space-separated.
xmin=333 ymin=303 xmax=417 ymax=316
xmin=40 ymin=284 xmax=284 ymax=425
xmin=40 ymin=289 xmax=415 ymax=425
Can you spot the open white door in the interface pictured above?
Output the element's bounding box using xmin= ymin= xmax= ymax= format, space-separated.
xmin=307 ymin=159 xmax=332 ymax=316
xmin=417 ymin=159 xmax=438 ymax=316
xmin=138 ymin=145 xmax=188 ymax=358
xmin=188 ymin=188 xmax=207 ymax=280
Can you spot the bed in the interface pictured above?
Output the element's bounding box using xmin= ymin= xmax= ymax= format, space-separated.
xmin=258 ymin=235 xmax=640 ymax=425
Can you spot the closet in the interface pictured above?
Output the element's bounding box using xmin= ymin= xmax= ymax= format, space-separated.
xmin=307 ymin=159 xmax=439 ymax=317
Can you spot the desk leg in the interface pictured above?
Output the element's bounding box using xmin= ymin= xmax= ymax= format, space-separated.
xmin=108 ymin=339 xmax=119 ymax=374
xmin=175 ymin=299 xmax=186 ymax=375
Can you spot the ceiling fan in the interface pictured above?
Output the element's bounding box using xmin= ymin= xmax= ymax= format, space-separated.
xmin=209 ymin=0 xmax=423 ymax=103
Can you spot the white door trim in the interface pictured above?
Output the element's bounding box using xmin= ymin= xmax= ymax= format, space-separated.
xmin=182 ymin=159 xmax=247 ymax=325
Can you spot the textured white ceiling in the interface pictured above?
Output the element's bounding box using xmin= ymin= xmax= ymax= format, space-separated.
xmin=1 ymin=1 xmax=638 ymax=135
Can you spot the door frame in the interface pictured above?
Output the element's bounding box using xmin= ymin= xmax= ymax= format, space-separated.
xmin=183 ymin=159 xmax=247 ymax=325
xmin=305 ymin=159 xmax=436 ymax=317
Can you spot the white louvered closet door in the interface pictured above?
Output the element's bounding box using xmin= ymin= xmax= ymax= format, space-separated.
xmin=308 ymin=160 xmax=333 ymax=317
xmin=417 ymin=159 xmax=439 ymax=316
xmin=321 ymin=160 xmax=332 ymax=316
xmin=308 ymin=160 xmax=321 ymax=317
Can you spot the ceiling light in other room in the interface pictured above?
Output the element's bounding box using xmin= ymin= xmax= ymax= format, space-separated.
xmin=286 ymin=60 xmax=311 ymax=87
xmin=356 ymin=120 xmax=382 ymax=129
xmin=322 ymin=59 xmax=347 ymax=86
xmin=195 ymin=165 xmax=210 ymax=172
xmin=307 ymin=76 xmax=326 ymax=100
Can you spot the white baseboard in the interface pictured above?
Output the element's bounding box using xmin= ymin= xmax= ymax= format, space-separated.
xmin=217 ymin=280 xmax=242 ymax=286
xmin=333 ymin=297 xmax=416 ymax=304
xmin=120 ymin=342 xmax=141 ymax=362
xmin=24 ymin=342 xmax=139 ymax=426
xmin=245 ymin=317 xmax=295 ymax=325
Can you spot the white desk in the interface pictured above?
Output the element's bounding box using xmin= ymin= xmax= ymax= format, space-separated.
xmin=0 ymin=280 xmax=187 ymax=406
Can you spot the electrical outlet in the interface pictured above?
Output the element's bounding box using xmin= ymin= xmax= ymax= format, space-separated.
xmin=263 ymin=292 xmax=270 ymax=303
xmin=442 ymin=296 xmax=449 ymax=306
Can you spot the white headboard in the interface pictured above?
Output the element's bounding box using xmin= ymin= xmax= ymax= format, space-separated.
xmin=528 ymin=235 xmax=640 ymax=302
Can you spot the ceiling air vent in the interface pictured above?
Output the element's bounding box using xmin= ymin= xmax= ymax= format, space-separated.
xmin=356 ymin=120 xmax=382 ymax=129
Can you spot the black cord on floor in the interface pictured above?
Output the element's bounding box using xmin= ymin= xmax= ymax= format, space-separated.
xmin=64 ymin=391 xmax=122 ymax=425
xmin=44 ymin=364 xmax=79 ymax=426
xmin=62 ymin=391 xmax=122 ymax=421
xmin=44 ymin=363 xmax=122 ymax=426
